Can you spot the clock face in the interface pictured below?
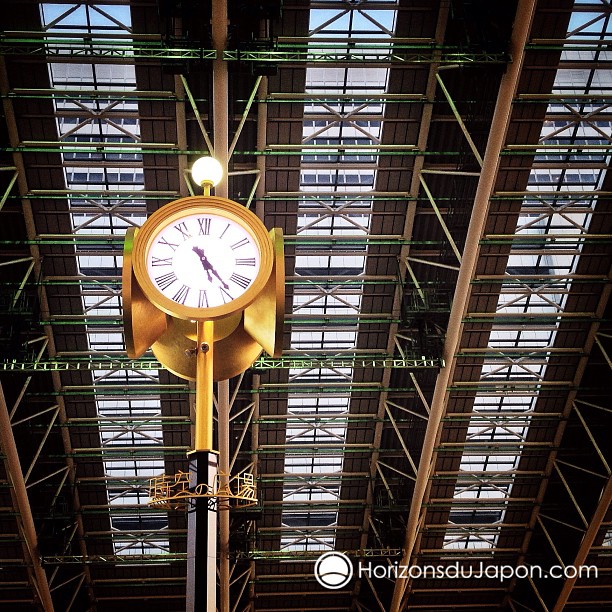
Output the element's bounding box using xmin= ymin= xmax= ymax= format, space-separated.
xmin=145 ymin=213 xmax=261 ymax=309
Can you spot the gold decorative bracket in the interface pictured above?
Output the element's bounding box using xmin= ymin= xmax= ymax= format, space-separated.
xmin=149 ymin=471 xmax=257 ymax=510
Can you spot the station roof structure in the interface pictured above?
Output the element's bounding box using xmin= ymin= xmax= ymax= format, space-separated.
xmin=0 ymin=0 xmax=611 ymax=610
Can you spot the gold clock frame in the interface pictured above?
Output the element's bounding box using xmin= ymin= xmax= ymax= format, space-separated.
xmin=122 ymin=226 xmax=168 ymax=358
xmin=131 ymin=196 xmax=274 ymax=321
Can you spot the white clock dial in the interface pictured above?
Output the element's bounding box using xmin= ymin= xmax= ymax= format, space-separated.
xmin=145 ymin=213 xmax=261 ymax=309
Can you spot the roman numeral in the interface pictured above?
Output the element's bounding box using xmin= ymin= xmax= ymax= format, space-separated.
xmin=159 ymin=237 xmax=178 ymax=251
xmin=151 ymin=256 xmax=173 ymax=267
xmin=198 ymin=217 xmax=211 ymax=235
xmin=219 ymin=223 xmax=230 ymax=239
xmin=229 ymin=273 xmax=251 ymax=289
xmin=219 ymin=286 xmax=233 ymax=303
xmin=172 ymin=284 xmax=190 ymax=305
xmin=235 ymin=258 xmax=256 ymax=267
xmin=174 ymin=222 xmax=191 ymax=239
xmin=155 ymin=271 xmax=177 ymax=290
xmin=231 ymin=237 xmax=249 ymax=250
xmin=198 ymin=289 xmax=209 ymax=308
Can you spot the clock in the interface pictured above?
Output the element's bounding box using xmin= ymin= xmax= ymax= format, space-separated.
xmin=131 ymin=196 xmax=274 ymax=321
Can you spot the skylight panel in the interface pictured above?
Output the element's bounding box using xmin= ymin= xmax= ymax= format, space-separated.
xmin=278 ymin=2 xmax=397 ymax=556
xmin=444 ymin=2 xmax=607 ymax=551
xmin=41 ymin=1 xmax=168 ymax=560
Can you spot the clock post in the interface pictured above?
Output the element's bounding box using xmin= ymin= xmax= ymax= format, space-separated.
xmin=195 ymin=320 xmax=215 ymax=452
xmin=122 ymin=157 xmax=284 ymax=612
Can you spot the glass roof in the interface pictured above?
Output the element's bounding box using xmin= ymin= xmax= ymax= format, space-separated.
xmin=280 ymin=1 xmax=397 ymax=555
xmin=443 ymin=1 xmax=611 ymax=551
xmin=41 ymin=2 xmax=169 ymax=558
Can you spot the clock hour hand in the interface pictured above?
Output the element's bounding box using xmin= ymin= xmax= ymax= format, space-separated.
xmin=192 ymin=246 xmax=229 ymax=289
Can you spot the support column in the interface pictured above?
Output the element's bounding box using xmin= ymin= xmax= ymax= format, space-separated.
xmin=389 ymin=1 xmax=537 ymax=609
xmin=211 ymin=1 xmax=230 ymax=609
xmin=212 ymin=0 xmax=229 ymax=198
xmin=218 ymin=379 xmax=231 ymax=612
xmin=0 ymin=382 xmax=54 ymax=611
xmin=551 ymin=465 xmax=612 ymax=610
xmin=186 ymin=451 xmax=218 ymax=612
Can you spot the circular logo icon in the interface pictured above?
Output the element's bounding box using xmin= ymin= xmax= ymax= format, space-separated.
xmin=314 ymin=551 xmax=353 ymax=589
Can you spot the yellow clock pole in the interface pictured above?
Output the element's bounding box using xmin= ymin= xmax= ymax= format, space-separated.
xmin=195 ymin=320 xmax=214 ymax=451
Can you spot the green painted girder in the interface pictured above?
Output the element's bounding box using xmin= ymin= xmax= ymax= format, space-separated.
xmin=20 ymin=192 xmax=178 ymax=200
xmin=1 ymin=278 xmax=404 ymax=288
xmin=255 ymin=416 xmax=379 ymax=424
xmin=447 ymin=383 xmax=572 ymax=392
xmin=471 ymin=277 xmax=609 ymax=285
xmin=7 ymin=90 xmax=612 ymax=104
xmin=27 ymin=384 xmax=417 ymax=396
xmin=0 ymin=354 xmax=442 ymax=372
xmin=255 ymin=355 xmax=442 ymax=369
xmin=25 ymin=415 xmax=415 ymax=428
xmin=263 ymin=195 xmax=418 ymax=201
xmin=39 ymin=554 xmax=187 ymax=565
xmin=0 ymin=38 xmax=216 ymax=60
xmin=36 ymin=312 xmax=600 ymax=326
xmin=238 ymin=548 xmax=402 ymax=561
xmin=37 ymin=316 xmax=401 ymax=325
xmin=259 ymin=474 xmax=372 ymax=483
xmin=490 ymin=193 xmax=610 ymax=200
xmin=441 ymin=414 xmax=559 ymax=424
xmin=501 ymin=145 xmax=612 ymax=155
xmin=4 ymin=91 xmax=180 ymax=102
xmin=28 ymin=386 xmax=190 ymax=396
xmin=248 ymin=447 xmax=404 ymax=454
xmin=17 ymin=192 xmax=415 ymax=201
xmin=0 ymin=236 xmax=443 ymax=246
xmin=51 ymin=447 xmax=188 ymax=458
xmin=526 ymin=41 xmax=612 ymax=51
xmin=462 ymin=314 xmax=601 ymax=323
xmin=480 ymin=235 xmax=612 ymax=245
xmin=436 ymin=442 xmax=555 ymax=451
xmin=39 ymin=548 xmax=403 ymax=564
xmin=260 ymin=96 xmax=429 ymax=103
xmin=224 ymin=47 xmax=508 ymax=65
xmin=67 ymin=419 xmax=190 ymax=428
xmin=455 ymin=349 xmax=585 ymax=356
xmin=0 ymin=37 xmax=508 ymax=64
xmin=2 ymin=144 xmax=463 ymax=156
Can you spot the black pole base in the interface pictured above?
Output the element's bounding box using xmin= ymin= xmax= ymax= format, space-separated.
xmin=186 ymin=450 xmax=218 ymax=612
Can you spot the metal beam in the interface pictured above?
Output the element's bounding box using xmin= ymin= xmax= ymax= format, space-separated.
xmin=0 ymin=355 xmax=442 ymax=372
xmin=0 ymin=55 xmax=95 ymax=608
xmin=351 ymin=5 xmax=450 ymax=608
xmin=0 ymin=383 xmax=54 ymax=610
xmin=389 ymin=2 xmax=537 ymax=609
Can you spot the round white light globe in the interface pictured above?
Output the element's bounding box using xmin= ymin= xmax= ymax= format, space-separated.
xmin=191 ymin=156 xmax=224 ymax=187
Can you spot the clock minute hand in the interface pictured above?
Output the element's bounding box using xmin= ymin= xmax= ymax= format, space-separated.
xmin=192 ymin=246 xmax=229 ymax=289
